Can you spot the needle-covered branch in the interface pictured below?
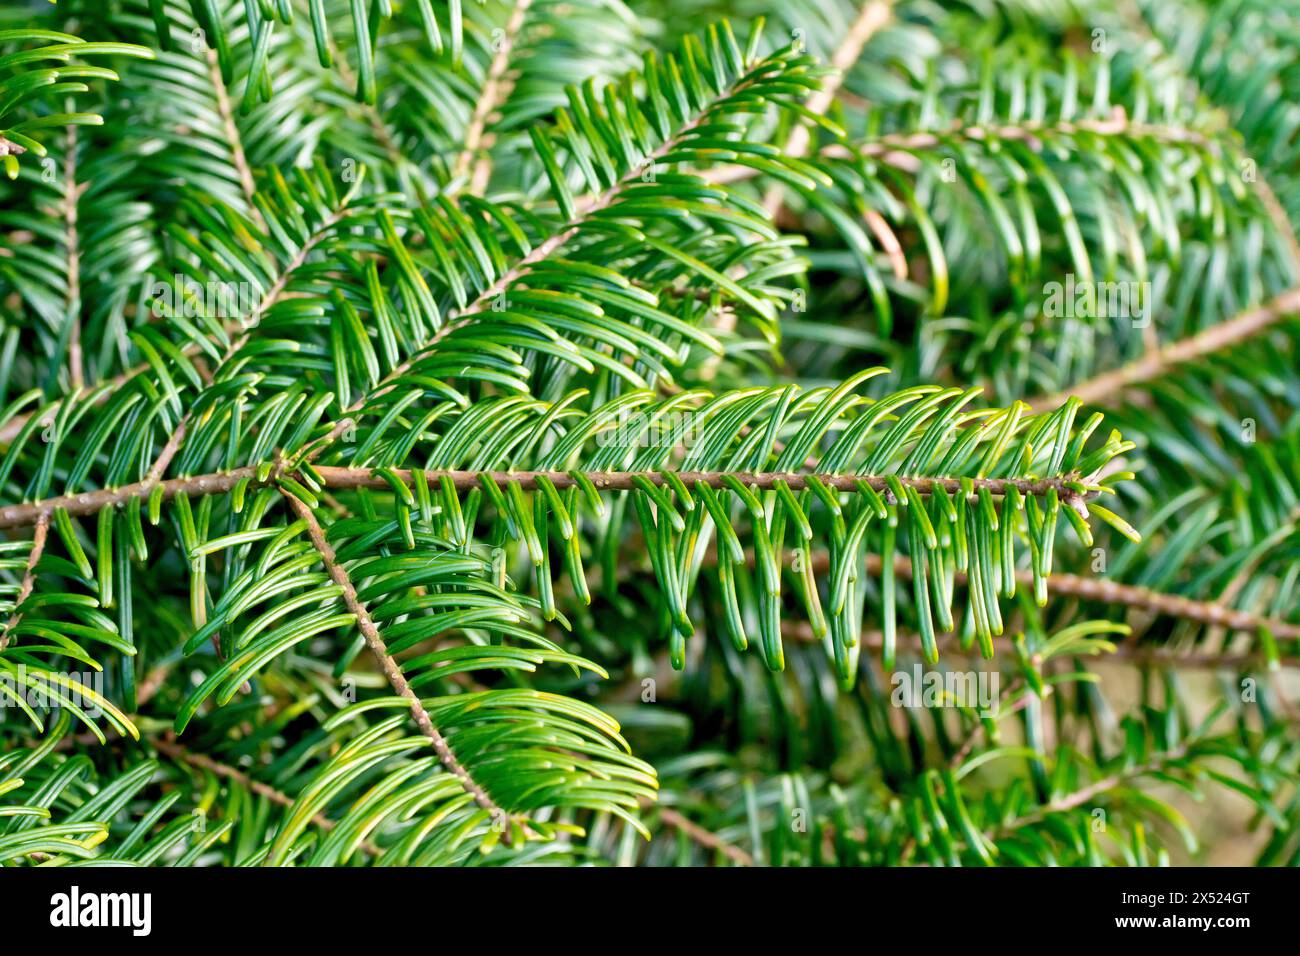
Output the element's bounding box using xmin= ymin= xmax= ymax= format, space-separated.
xmin=281 ymin=490 xmax=507 ymax=821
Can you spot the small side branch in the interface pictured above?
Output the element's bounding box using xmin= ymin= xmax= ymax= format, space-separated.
xmin=1120 ymin=0 xmax=1300 ymax=276
xmin=710 ymin=111 xmax=1226 ymax=187
xmin=779 ymin=1 xmax=893 ymax=162
xmin=451 ymin=0 xmax=533 ymax=194
xmin=59 ymin=122 xmax=84 ymax=390
xmin=903 ymin=745 xmax=1190 ymax=862
xmin=649 ymin=802 xmax=755 ymax=866
xmin=784 ymin=622 xmax=1300 ymax=668
xmin=140 ymin=202 xmax=352 ymax=484
xmin=206 ymin=46 xmax=264 ymax=229
xmin=0 ymin=202 xmax=351 ymax=448
xmin=1031 ymin=286 xmax=1300 ymax=412
xmin=152 ymin=737 xmax=381 ymax=858
xmin=999 ymin=747 xmax=1189 ymax=832
xmin=372 ymin=68 xmax=760 ymax=400
xmin=763 ymin=0 xmax=892 ymax=215
xmin=855 ymin=552 xmax=1300 ymax=640
xmin=0 ymin=512 xmax=50 ymax=652
xmin=280 ymin=489 xmax=506 ymax=821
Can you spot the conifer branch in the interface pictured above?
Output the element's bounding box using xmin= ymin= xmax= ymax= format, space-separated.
xmin=452 ymin=0 xmax=533 ymax=194
xmin=58 ymin=122 xmax=83 ymax=390
xmin=0 ymin=511 xmax=48 ymax=652
xmin=142 ymin=199 xmax=354 ymax=480
xmin=206 ymin=46 xmax=264 ymax=229
xmin=416 ymin=78 xmax=752 ymax=342
xmin=851 ymin=553 xmax=1300 ymax=640
xmin=648 ymin=802 xmax=755 ymax=866
xmin=997 ymin=746 xmax=1190 ymax=832
xmin=1 ymin=5 xmax=1290 ymax=871
xmin=901 ymin=746 xmax=1191 ymax=864
xmin=0 ymin=201 xmax=354 ymax=449
xmin=785 ymin=623 xmax=1300 ymax=669
xmin=761 ymin=0 xmax=891 ymax=215
xmin=313 ymin=54 xmax=883 ymax=451
xmin=711 ymin=111 xmax=1231 ymax=186
xmin=151 ymin=737 xmax=382 ymax=857
xmin=0 ymin=466 xmax=1093 ymax=530
xmin=1120 ymin=0 xmax=1300 ymax=275
xmin=281 ymin=488 xmax=509 ymax=824
xmin=1030 ymin=286 xmax=1300 ymax=412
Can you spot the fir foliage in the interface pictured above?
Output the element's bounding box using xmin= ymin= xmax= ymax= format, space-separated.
xmin=0 ymin=0 xmax=1296 ymax=867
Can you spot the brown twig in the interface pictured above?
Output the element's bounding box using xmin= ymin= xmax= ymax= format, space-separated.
xmin=649 ymin=802 xmax=755 ymax=866
xmin=452 ymin=0 xmax=532 ymax=194
xmin=1030 ymin=286 xmax=1300 ymax=412
xmin=59 ymin=122 xmax=84 ymax=390
xmin=783 ymin=622 xmax=1300 ymax=668
xmin=950 ymin=678 xmax=1030 ymax=766
xmin=152 ymin=737 xmax=382 ymax=858
xmin=1254 ymin=175 xmax=1300 ymax=276
xmin=0 ymin=512 xmax=50 ymax=652
xmin=281 ymin=488 xmax=508 ymax=824
xmin=998 ymin=746 xmax=1189 ymax=832
xmin=761 ymin=1 xmax=893 ymax=216
xmin=711 ymin=111 xmax=1229 ymax=188
xmin=823 ymin=552 xmax=1300 ymax=641
xmin=903 ymin=745 xmax=1190 ymax=863
xmin=0 ymin=466 xmax=1092 ymax=531
xmin=206 ymin=46 xmax=265 ymax=230
xmin=313 ymin=465 xmax=1089 ymax=500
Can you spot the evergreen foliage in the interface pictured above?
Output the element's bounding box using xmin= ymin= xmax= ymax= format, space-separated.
xmin=0 ymin=0 xmax=1296 ymax=867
